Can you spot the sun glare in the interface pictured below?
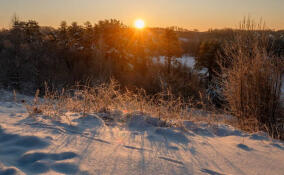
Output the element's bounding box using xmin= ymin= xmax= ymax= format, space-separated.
xmin=134 ymin=19 xmax=145 ymax=29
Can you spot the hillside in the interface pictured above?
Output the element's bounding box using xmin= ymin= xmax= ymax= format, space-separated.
xmin=0 ymin=91 xmax=284 ymax=175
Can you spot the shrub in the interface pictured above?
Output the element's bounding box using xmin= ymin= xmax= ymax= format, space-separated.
xmin=219 ymin=18 xmax=284 ymax=138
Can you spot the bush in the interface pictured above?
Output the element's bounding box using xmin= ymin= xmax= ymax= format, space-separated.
xmin=219 ymin=18 xmax=284 ymax=138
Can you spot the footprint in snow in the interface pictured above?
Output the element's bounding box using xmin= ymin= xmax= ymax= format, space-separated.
xmin=0 ymin=126 xmax=87 ymax=174
xmin=18 ymin=152 xmax=78 ymax=174
xmin=0 ymin=167 xmax=18 ymax=175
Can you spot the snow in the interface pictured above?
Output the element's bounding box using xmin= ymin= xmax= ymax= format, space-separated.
xmin=152 ymin=56 xmax=208 ymax=75
xmin=152 ymin=55 xmax=196 ymax=69
xmin=179 ymin=37 xmax=189 ymax=42
xmin=178 ymin=56 xmax=196 ymax=68
xmin=0 ymin=91 xmax=284 ymax=175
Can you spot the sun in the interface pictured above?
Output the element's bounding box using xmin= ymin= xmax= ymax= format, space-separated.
xmin=134 ymin=19 xmax=145 ymax=29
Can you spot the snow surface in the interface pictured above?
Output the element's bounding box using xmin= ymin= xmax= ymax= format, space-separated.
xmin=152 ymin=56 xmax=196 ymax=69
xmin=152 ymin=56 xmax=208 ymax=75
xmin=0 ymin=91 xmax=284 ymax=175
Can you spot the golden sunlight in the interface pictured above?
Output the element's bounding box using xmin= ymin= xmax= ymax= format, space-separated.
xmin=134 ymin=19 xmax=145 ymax=29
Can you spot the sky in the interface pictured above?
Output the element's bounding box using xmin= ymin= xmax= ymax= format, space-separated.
xmin=0 ymin=0 xmax=283 ymax=31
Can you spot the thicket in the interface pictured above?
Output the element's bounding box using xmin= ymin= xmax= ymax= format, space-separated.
xmin=218 ymin=19 xmax=284 ymax=139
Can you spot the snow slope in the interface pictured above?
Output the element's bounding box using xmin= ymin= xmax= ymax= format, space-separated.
xmin=0 ymin=91 xmax=284 ymax=175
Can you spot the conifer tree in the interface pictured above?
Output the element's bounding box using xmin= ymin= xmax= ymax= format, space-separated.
xmin=161 ymin=28 xmax=182 ymax=74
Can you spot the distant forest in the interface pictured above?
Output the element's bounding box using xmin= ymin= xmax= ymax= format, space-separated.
xmin=0 ymin=17 xmax=283 ymax=99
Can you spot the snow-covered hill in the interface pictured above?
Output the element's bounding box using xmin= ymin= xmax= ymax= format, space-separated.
xmin=0 ymin=91 xmax=284 ymax=175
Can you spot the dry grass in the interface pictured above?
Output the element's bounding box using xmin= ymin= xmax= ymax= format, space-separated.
xmin=25 ymin=79 xmax=224 ymax=127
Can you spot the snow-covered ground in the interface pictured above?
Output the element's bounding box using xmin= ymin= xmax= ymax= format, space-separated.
xmin=152 ymin=55 xmax=196 ymax=69
xmin=0 ymin=91 xmax=284 ymax=175
xmin=152 ymin=56 xmax=208 ymax=74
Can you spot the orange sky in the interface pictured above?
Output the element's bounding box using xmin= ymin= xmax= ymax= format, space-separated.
xmin=0 ymin=0 xmax=283 ymax=31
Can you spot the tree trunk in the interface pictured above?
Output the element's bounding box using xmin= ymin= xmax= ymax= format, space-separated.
xmin=167 ymin=56 xmax=171 ymax=74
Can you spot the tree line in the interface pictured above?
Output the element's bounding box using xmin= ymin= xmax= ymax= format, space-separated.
xmin=0 ymin=17 xmax=202 ymax=98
